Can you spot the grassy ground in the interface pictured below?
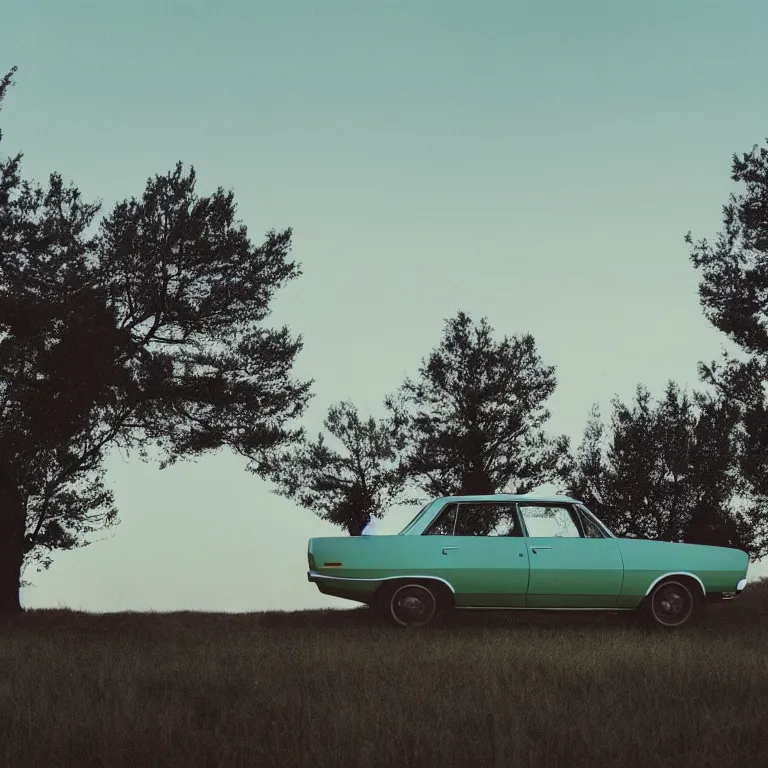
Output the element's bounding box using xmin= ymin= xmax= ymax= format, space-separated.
xmin=1 ymin=579 xmax=767 ymax=768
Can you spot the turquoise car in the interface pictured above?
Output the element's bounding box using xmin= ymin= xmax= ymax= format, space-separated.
xmin=307 ymin=494 xmax=749 ymax=628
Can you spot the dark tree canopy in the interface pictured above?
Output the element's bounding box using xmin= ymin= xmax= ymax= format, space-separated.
xmin=688 ymin=141 xmax=768 ymax=362
xmin=95 ymin=161 xmax=311 ymax=465
xmin=564 ymin=383 xmax=765 ymax=556
xmin=264 ymin=401 xmax=407 ymax=536
xmin=0 ymin=68 xmax=312 ymax=611
xmin=387 ymin=311 xmax=569 ymax=498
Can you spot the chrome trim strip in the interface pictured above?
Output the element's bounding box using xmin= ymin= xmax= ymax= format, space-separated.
xmin=308 ymin=570 xmax=456 ymax=594
xmin=644 ymin=572 xmax=706 ymax=597
xmin=737 ymin=578 xmax=747 ymax=591
xmin=455 ymin=606 xmax=633 ymax=611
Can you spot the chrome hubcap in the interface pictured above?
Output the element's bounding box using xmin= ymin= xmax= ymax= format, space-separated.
xmin=390 ymin=586 xmax=436 ymax=626
xmin=660 ymin=594 xmax=683 ymax=614
xmin=398 ymin=596 xmax=426 ymax=618
xmin=653 ymin=583 xmax=692 ymax=625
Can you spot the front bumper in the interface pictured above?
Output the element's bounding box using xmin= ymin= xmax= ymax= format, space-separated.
xmin=708 ymin=578 xmax=748 ymax=602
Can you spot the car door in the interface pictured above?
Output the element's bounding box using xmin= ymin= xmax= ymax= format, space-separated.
xmin=519 ymin=503 xmax=623 ymax=608
xmin=422 ymin=502 xmax=530 ymax=607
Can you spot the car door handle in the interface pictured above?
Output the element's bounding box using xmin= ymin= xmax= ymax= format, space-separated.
xmin=441 ymin=546 xmax=458 ymax=555
xmin=531 ymin=546 xmax=553 ymax=554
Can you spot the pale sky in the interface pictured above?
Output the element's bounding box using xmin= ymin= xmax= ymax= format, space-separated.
xmin=2 ymin=0 xmax=767 ymax=612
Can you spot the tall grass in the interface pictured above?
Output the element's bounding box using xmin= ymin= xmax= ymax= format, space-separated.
xmin=1 ymin=578 xmax=767 ymax=767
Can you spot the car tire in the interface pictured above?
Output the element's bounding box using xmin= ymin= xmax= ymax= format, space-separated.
xmin=643 ymin=579 xmax=700 ymax=629
xmin=383 ymin=582 xmax=439 ymax=628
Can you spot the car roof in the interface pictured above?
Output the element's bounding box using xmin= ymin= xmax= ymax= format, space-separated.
xmin=435 ymin=494 xmax=582 ymax=504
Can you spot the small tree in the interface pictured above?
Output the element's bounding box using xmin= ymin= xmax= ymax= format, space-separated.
xmin=387 ymin=311 xmax=569 ymax=498
xmin=264 ymin=401 xmax=407 ymax=535
xmin=564 ymin=382 xmax=764 ymax=555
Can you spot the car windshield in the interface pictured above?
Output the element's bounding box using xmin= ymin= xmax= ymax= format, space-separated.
xmin=398 ymin=501 xmax=434 ymax=534
xmin=578 ymin=504 xmax=615 ymax=538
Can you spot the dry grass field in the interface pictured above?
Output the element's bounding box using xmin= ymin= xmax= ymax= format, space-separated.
xmin=1 ymin=578 xmax=767 ymax=767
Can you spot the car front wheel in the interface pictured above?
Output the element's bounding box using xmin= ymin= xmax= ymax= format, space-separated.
xmin=384 ymin=583 xmax=439 ymax=628
xmin=644 ymin=579 xmax=698 ymax=628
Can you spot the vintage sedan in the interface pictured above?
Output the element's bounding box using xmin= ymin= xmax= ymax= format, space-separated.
xmin=307 ymin=494 xmax=750 ymax=628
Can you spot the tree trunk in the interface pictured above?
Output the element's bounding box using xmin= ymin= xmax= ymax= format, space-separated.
xmin=0 ymin=467 xmax=26 ymax=614
xmin=348 ymin=515 xmax=367 ymax=536
xmin=460 ymin=464 xmax=495 ymax=496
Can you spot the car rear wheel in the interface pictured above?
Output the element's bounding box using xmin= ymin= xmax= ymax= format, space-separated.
xmin=384 ymin=583 xmax=439 ymax=628
xmin=644 ymin=579 xmax=698 ymax=628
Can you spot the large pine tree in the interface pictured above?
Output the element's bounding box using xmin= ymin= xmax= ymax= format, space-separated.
xmin=686 ymin=138 xmax=768 ymax=556
xmin=0 ymin=69 xmax=312 ymax=612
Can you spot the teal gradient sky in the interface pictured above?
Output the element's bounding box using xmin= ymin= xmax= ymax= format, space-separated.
xmin=2 ymin=0 xmax=767 ymax=611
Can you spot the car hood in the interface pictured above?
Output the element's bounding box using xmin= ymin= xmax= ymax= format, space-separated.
xmin=617 ymin=537 xmax=749 ymax=573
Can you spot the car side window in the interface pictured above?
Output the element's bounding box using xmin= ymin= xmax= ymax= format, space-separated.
xmin=423 ymin=503 xmax=458 ymax=535
xmin=576 ymin=507 xmax=605 ymax=538
xmin=518 ymin=504 xmax=581 ymax=537
xmin=454 ymin=504 xmax=522 ymax=537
